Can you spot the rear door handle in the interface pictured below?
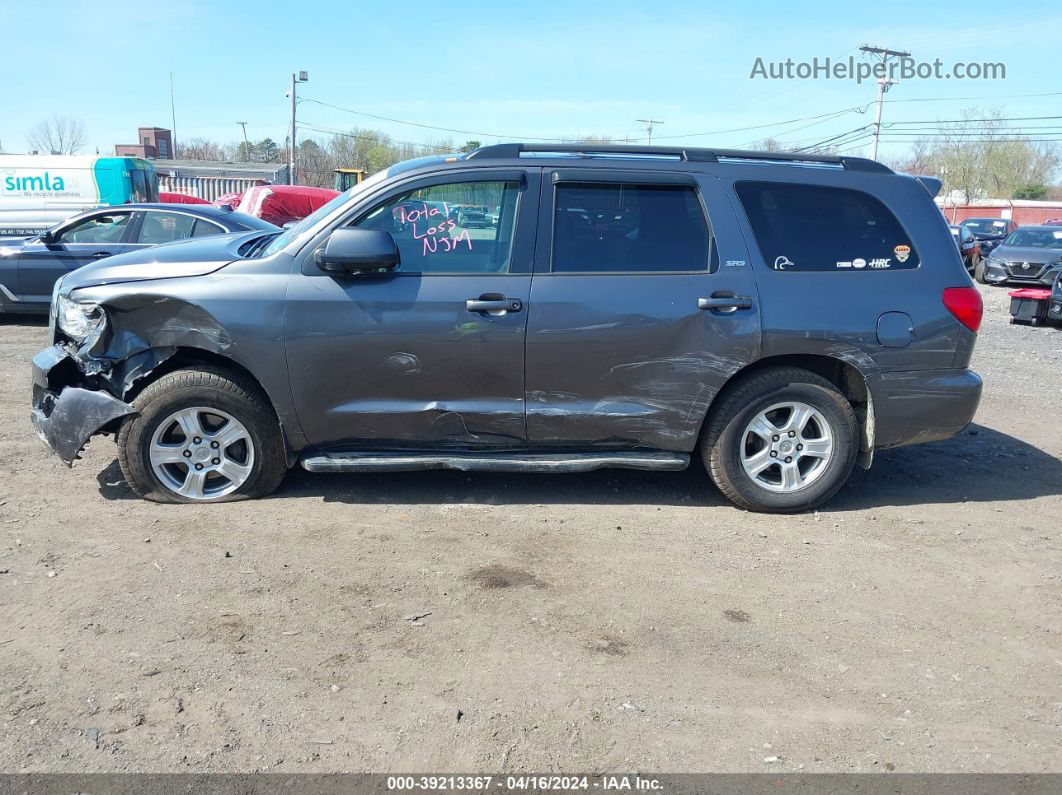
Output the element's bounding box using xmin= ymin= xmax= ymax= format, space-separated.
xmin=698 ymin=294 xmax=754 ymax=312
xmin=466 ymin=297 xmax=522 ymax=313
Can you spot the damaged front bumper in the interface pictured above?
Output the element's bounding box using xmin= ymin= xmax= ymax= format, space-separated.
xmin=31 ymin=345 xmax=137 ymax=465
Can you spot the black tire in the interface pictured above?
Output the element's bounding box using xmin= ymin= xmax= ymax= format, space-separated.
xmin=973 ymin=258 xmax=988 ymax=284
xmin=700 ymin=367 xmax=859 ymax=513
xmin=117 ymin=367 xmax=286 ymax=504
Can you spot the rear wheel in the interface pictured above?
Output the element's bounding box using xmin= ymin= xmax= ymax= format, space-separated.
xmin=701 ymin=367 xmax=858 ymax=513
xmin=117 ymin=367 xmax=286 ymax=503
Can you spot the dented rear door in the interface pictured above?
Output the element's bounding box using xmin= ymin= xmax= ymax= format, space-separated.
xmin=524 ymin=171 xmax=760 ymax=451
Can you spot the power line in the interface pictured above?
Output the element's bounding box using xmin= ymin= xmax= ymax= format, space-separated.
xmin=300 ymin=97 xmax=567 ymax=142
xmin=793 ymin=125 xmax=875 ymax=152
xmin=297 ymin=121 xmax=454 ymax=153
xmin=299 ymin=90 xmax=1062 ymax=153
xmin=655 ymin=105 xmax=869 ymax=141
xmin=882 ymin=90 xmax=1062 ymax=105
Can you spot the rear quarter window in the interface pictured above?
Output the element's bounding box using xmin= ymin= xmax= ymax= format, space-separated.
xmin=736 ymin=181 xmax=919 ymax=272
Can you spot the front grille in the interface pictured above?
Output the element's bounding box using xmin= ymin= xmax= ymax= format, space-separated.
xmin=1006 ymin=262 xmax=1047 ymax=279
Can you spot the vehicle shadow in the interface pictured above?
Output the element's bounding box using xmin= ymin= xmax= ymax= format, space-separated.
xmin=95 ymin=423 xmax=1060 ymax=510
xmin=0 ymin=314 xmax=48 ymax=327
xmin=829 ymin=423 xmax=1062 ymax=511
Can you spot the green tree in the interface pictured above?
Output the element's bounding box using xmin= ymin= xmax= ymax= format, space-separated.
xmin=1012 ymin=183 xmax=1048 ymax=200
xmin=460 ymin=140 xmax=482 ymax=154
xmin=251 ymin=138 xmax=283 ymax=163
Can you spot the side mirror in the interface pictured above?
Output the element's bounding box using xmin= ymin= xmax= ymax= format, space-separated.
xmin=39 ymin=229 xmax=57 ymax=245
xmin=315 ymin=228 xmax=400 ymax=274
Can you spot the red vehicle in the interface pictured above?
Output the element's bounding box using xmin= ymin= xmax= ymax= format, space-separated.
xmin=212 ymin=192 xmax=243 ymax=211
xmin=159 ymin=192 xmax=211 ymax=205
xmin=237 ymin=185 xmax=340 ymax=227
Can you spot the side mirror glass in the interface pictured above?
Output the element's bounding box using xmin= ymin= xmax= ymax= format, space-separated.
xmin=315 ymin=228 xmax=400 ymax=274
xmin=39 ymin=229 xmax=57 ymax=245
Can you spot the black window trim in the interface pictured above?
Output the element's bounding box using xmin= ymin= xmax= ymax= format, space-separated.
xmin=733 ymin=178 xmax=922 ymax=273
xmin=543 ymin=175 xmax=716 ymax=276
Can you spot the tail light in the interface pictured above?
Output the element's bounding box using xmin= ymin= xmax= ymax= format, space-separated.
xmin=943 ymin=287 xmax=983 ymax=333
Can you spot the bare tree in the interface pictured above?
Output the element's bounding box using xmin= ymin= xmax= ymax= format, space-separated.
xmin=174 ymin=138 xmax=234 ymax=161
xmin=885 ymin=138 xmax=933 ymax=174
xmin=747 ymin=137 xmax=785 ymax=152
xmin=297 ymin=138 xmax=335 ymax=188
xmin=913 ymin=108 xmax=1061 ymax=200
xmin=28 ymin=116 xmax=86 ymax=155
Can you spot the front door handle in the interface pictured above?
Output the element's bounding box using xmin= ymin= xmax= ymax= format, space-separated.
xmin=698 ymin=294 xmax=753 ymax=312
xmin=89 ymin=251 xmax=112 ymax=258
xmin=466 ymin=296 xmax=522 ymax=314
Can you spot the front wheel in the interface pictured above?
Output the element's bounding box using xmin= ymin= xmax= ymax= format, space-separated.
xmin=701 ymin=367 xmax=859 ymax=513
xmin=117 ymin=367 xmax=286 ymax=503
xmin=973 ymin=258 xmax=988 ymax=284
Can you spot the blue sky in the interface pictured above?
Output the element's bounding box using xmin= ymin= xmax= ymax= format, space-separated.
xmin=2 ymin=0 xmax=1059 ymax=162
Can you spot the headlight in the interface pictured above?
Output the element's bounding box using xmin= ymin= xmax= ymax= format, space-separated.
xmin=56 ymin=294 xmax=104 ymax=341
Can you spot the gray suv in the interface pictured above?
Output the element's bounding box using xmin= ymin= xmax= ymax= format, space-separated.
xmin=30 ymin=144 xmax=984 ymax=513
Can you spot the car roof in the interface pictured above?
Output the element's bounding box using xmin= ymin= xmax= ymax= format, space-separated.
xmin=55 ymin=203 xmax=278 ymax=233
xmin=385 ymin=143 xmax=894 ymax=181
xmin=120 ymin=203 xmax=232 ymax=217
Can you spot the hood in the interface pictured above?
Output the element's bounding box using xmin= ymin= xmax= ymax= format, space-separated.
xmin=61 ymin=230 xmax=273 ymax=292
xmin=990 ymin=245 xmax=1062 ymax=264
xmin=0 ymin=236 xmax=38 ymax=256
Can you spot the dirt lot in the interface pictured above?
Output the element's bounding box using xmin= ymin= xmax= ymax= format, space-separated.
xmin=0 ymin=284 xmax=1059 ymax=773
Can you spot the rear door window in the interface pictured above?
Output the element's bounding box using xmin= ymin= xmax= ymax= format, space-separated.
xmin=191 ymin=218 xmax=225 ymax=238
xmin=137 ymin=211 xmax=197 ymax=244
xmin=736 ymin=181 xmax=919 ymax=271
xmin=551 ymin=183 xmax=713 ymax=273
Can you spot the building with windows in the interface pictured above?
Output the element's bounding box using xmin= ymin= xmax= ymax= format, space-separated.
xmin=115 ymin=127 xmax=174 ymax=159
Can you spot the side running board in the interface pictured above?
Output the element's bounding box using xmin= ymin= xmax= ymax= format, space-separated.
xmin=301 ymin=451 xmax=690 ymax=474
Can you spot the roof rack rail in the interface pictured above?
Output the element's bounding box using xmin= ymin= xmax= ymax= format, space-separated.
xmin=466 ymin=143 xmax=892 ymax=174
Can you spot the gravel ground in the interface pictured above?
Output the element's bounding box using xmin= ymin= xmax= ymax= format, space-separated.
xmin=0 ymin=283 xmax=1059 ymax=773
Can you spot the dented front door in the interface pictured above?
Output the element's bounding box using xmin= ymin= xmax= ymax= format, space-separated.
xmin=285 ymin=168 xmax=539 ymax=449
xmin=524 ymin=171 xmax=761 ymax=451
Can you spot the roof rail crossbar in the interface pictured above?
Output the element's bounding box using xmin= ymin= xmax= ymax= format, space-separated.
xmin=466 ymin=143 xmax=892 ymax=173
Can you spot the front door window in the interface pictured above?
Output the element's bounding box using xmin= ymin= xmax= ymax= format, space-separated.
xmin=353 ymin=181 xmax=520 ymax=274
xmin=58 ymin=213 xmax=132 ymax=245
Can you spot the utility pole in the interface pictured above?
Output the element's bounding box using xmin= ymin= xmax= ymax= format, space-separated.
xmin=289 ymin=71 xmax=308 ymax=184
xmin=636 ymin=117 xmax=664 ymax=146
xmin=237 ymin=122 xmax=250 ymax=161
xmin=169 ymin=72 xmax=177 ymax=155
xmin=859 ymin=45 xmax=910 ymax=161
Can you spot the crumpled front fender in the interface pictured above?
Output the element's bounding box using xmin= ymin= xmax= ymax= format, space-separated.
xmin=31 ymin=345 xmax=137 ymax=465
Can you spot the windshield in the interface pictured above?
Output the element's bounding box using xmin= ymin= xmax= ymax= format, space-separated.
xmin=961 ymin=218 xmax=1009 ymax=235
xmin=1001 ymin=228 xmax=1062 ymax=249
xmin=258 ymin=169 xmax=389 ymax=257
